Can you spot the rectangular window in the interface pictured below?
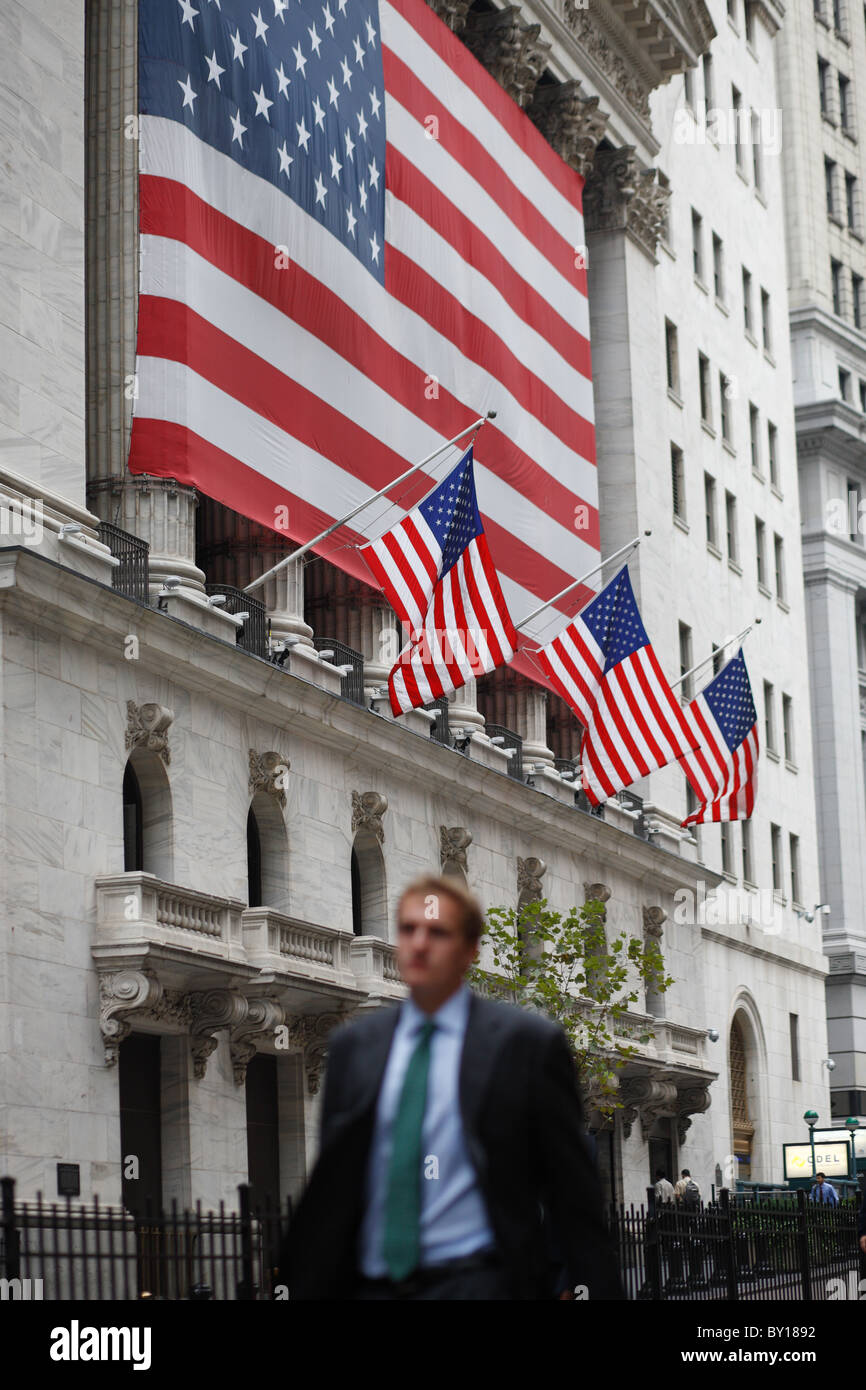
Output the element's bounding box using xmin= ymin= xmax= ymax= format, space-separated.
xmin=771 ymin=823 xmax=783 ymax=892
xmin=846 ymin=172 xmax=858 ymax=231
xmin=721 ymin=821 xmax=733 ymax=875
xmin=733 ymin=87 xmax=745 ymax=171
xmin=839 ymin=73 xmax=852 ymax=129
xmin=725 ymin=491 xmax=738 ymax=560
xmin=854 ymin=273 xmax=863 ymax=329
xmin=840 ymin=366 xmax=852 ymax=400
xmin=743 ymin=266 xmax=753 ymax=333
xmin=679 ymin=622 xmax=694 ymax=700
xmin=826 ymin=158 xmax=837 ymax=217
xmin=774 ymin=530 xmax=788 ymax=594
xmin=782 ymin=693 xmax=794 ymax=762
xmin=720 ymin=373 xmax=732 ymax=441
xmin=692 ymin=209 xmax=704 ymax=279
xmin=861 ymin=381 xmax=866 ymax=412
xmin=741 ymin=819 xmax=753 ymax=883
xmin=848 ymin=478 xmax=862 ymax=541
xmin=665 ymin=319 xmax=680 ymax=392
xmin=745 ymin=0 xmax=757 ymax=43
xmin=713 ymin=233 xmax=724 ymax=300
xmin=832 ymin=258 xmax=843 ymax=315
xmin=790 ymin=1012 xmax=801 ymax=1081
xmin=761 ymin=289 xmax=772 ymax=352
xmin=818 ymin=58 xmax=829 ymax=116
xmin=764 ymin=680 xmax=776 ymax=752
xmin=728 ymin=0 xmax=737 ymax=19
xmin=752 ymin=112 xmax=763 ymax=191
xmin=834 ymin=0 xmax=846 ymax=36
xmin=702 ymin=53 xmax=714 ymax=111
xmin=768 ymin=421 xmax=779 ymax=488
xmin=671 ymin=444 xmax=685 ymax=520
xmin=699 ymin=352 xmax=712 ymax=425
xmin=684 ymin=67 xmax=695 ymax=109
xmin=750 ymin=402 xmax=760 ymax=472
xmin=756 ymin=517 xmax=766 ymax=586
xmin=705 ymin=473 xmax=717 ymax=547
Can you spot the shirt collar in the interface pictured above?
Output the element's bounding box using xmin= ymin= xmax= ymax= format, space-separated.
xmin=403 ymin=982 xmax=471 ymax=1037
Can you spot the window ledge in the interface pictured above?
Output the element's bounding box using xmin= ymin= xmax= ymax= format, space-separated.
xmin=736 ymin=164 xmax=751 ymax=187
xmin=767 ymin=747 xmax=780 ymax=763
xmin=771 ymin=483 xmax=783 ymax=500
xmin=842 ymin=127 xmax=858 ymax=145
xmin=763 ymin=348 xmax=775 ymax=366
xmin=745 ymin=329 xmax=759 ymax=348
xmin=829 ymin=212 xmax=845 ymax=229
xmin=727 ymin=15 xmax=739 ymax=34
xmin=835 ymin=29 xmax=851 ymax=46
xmin=742 ymin=878 xmax=758 ymax=893
xmin=777 ymin=596 xmax=791 ymax=613
xmin=674 ymin=514 xmax=690 ymax=534
xmin=752 ymin=467 xmax=766 ymax=483
xmin=722 ymin=438 xmax=737 ymax=457
xmin=850 ymin=228 xmax=864 ymax=244
xmin=822 ymin=112 xmax=838 ymax=130
xmin=667 ymin=386 xmax=684 ymax=408
xmin=755 ymin=188 xmax=767 ymax=209
xmin=715 ymin=296 xmax=729 ymax=316
xmin=758 ymin=582 xmax=773 ymax=598
xmin=773 ymin=890 xmax=787 ymax=905
xmin=661 ymin=238 xmax=676 ymax=261
xmin=728 ymin=558 xmax=743 ymax=576
xmin=746 ymin=42 xmax=758 ymax=61
xmin=694 ymin=275 xmax=710 ymax=295
xmin=721 ymin=869 xmax=738 ymax=884
xmin=701 ymin=420 xmax=717 ymax=439
xmin=785 ymin=760 xmax=798 ymax=774
xmin=707 ymin=541 xmax=723 ymax=560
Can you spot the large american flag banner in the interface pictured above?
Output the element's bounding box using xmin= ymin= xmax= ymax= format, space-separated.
xmin=130 ymin=0 xmax=598 ymax=682
xmin=360 ymin=447 xmax=517 ymax=712
xmin=535 ymin=568 xmax=699 ymax=805
xmin=678 ymin=650 xmax=759 ymax=825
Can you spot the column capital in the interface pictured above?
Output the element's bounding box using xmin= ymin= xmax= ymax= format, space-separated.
xmin=583 ymin=147 xmax=670 ymax=260
xmin=528 ymin=80 xmax=609 ymax=179
xmin=463 ymin=4 xmax=551 ymax=110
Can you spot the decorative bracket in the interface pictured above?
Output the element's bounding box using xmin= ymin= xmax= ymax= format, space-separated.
xmin=230 ymin=997 xmax=286 ymax=1086
xmin=187 ymin=989 xmax=250 ymax=1080
xmin=440 ymin=826 xmax=472 ymax=876
xmin=248 ymin=749 xmax=291 ymax=809
xmin=352 ymin=790 xmax=388 ymax=843
xmin=126 ymin=701 xmax=174 ymax=764
xmin=98 ymin=967 xmax=164 ymax=1067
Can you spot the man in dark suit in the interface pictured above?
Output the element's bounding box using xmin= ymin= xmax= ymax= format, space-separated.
xmin=281 ymin=874 xmax=623 ymax=1300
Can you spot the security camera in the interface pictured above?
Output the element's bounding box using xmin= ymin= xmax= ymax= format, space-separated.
xmin=707 ymin=1028 xmax=720 ymax=1043
xmin=235 ymin=612 xmax=250 ymax=622
xmin=824 ymin=1057 xmax=836 ymax=1071
xmin=162 ymin=576 xmax=182 ymax=590
xmin=207 ymin=594 xmax=227 ymax=607
xmin=59 ymin=522 xmax=84 ymax=539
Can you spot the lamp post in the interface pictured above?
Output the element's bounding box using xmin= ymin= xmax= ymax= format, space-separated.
xmin=844 ymin=1116 xmax=860 ymax=1182
xmin=804 ymin=1110 xmax=819 ymax=1183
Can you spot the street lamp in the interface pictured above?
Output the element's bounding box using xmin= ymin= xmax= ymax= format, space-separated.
xmin=844 ymin=1116 xmax=860 ymax=1182
xmin=804 ymin=1110 xmax=819 ymax=1182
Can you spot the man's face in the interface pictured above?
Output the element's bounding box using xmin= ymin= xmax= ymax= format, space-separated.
xmin=395 ymin=891 xmax=477 ymax=996
xmin=816 ymin=1175 xmax=824 ymax=1185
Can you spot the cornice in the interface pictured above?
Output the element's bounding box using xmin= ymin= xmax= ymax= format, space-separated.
xmin=701 ymin=926 xmax=829 ymax=979
xmin=0 ymin=546 xmax=718 ymax=897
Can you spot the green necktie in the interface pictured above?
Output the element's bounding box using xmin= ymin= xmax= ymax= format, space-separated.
xmin=382 ymin=1019 xmax=436 ymax=1281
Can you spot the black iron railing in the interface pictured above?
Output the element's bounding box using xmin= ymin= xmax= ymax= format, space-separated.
xmin=485 ymin=724 xmax=524 ymax=782
xmin=611 ymin=1187 xmax=863 ymax=1301
xmin=98 ymin=522 xmax=150 ymax=604
xmin=312 ymin=637 xmax=366 ymax=706
xmin=0 ymin=1177 xmax=289 ymax=1301
xmin=427 ymin=696 xmax=453 ymax=747
xmin=205 ymin=585 xmax=268 ymax=660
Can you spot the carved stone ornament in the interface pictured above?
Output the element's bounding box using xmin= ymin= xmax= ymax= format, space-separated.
xmin=288 ymin=1012 xmax=349 ymax=1095
xmin=126 ymin=701 xmax=174 ymax=764
xmin=98 ymin=968 xmax=164 ymax=1067
xmin=584 ymin=881 xmax=612 ymax=906
xmin=248 ymin=749 xmax=291 ymax=809
xmin=517 ymin=856 xmax=547 ymax=902
xmin=230 ymin=997 xmax=286 ymax=1087
xmin=352 ymin=790 xmax=388 ymax=843
xmin=619 ymin=1075 xmax=678 ymax=1141
xmin=642 ymin=905 xmax=667 ymax=940
xmin=187 ymin=989 xmax=251 ymax=1080
xmin=676 ymin=1083 xmax=712 ymax=1146
xmin=463 ymin=5 xmax=551 ymax=110
xmin=440 ymin=826 xmax=472 ymax=875
xmin=563 ymin=4 xmax=652 ymax=121
xmin=583 ymin=147 xmax=670 ymax=260
xmin=424 ymin=0 xmax=472 ymax=34
xmin=527 ymin=80 xmax=609 ymax=178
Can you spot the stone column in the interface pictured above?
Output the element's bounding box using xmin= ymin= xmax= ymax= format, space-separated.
xmin=520 ymin=686 xmax=556 ymax=771
xmin=85 ymin=0 xmax=205 ymax=596
xmin=197 ymin=499 xmax=314 ymax=647
xmin=642 ymin=905 xmax=667 ymax=1018
xmin=448 ymin=677 xmax=487 ymax=737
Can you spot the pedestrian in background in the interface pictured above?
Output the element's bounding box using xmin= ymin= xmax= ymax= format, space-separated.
xmin=654 ymin=1169 xmax=675 ymax=1205
xmin=809 ymin=1172 xmax=839 ymax=1206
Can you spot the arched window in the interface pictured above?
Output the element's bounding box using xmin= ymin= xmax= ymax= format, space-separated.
xmin=122 ymin=750 xmax=173 ymax=880
xmin=350 ymin=830 xmax=388 ymax=937
xmin=246 ymin=791 xmax=289 ymax=911
xmin=730 ymin=1013 xmax=755 ymax=1180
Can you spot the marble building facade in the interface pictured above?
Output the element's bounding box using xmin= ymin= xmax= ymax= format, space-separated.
xmin=0 ymin=0 xmax=831 ymax=1216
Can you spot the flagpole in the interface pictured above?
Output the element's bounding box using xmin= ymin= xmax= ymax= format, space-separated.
xmin=516 ymin=531 xmax=650 ymax=633
xmin=670 ymin=618 xmax=761 ymax=693
xmin=243 ymin=412 xmax=495 ymax=594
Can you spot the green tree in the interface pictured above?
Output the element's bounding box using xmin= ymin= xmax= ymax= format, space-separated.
xmin=468 ymin=897 xmax=673 ymax=1118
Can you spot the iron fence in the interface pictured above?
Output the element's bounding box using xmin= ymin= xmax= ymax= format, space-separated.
xmin=485 ymin=724 xmax=524 ymax=782
xmin=427 ymin=696 xmax=454 ymax=747
xmin=611 ymin=1187 xmax=863 ymax=1300
xmin=98 ymin=522 xmax=150 ymax=604
xmin=0 ymin=1178 xmax=289 ymax=1301
xmin=205 ymin=584 xmax=269 ymax=659
xmin=312 ymin=636 xmax=366 ymax=705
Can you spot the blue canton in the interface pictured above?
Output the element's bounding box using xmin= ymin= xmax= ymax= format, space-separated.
xmin=703 ymin=650 xmax=757 ymax=752
xmin=418 ymin=448 xmax=483 ymax=575
xmin=139 ymin=0 xmax=386 ymax=281
xmin=580 ymin=567 xmax=649 ymax=672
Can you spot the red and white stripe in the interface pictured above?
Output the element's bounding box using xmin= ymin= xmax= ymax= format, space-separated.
xmin=129 ymin=0 xmax=598 ymax=685
xmin=679 ymin=698 xmax=759 ymax=825
xmin=537 ymin=617 xmax=699 ymax=806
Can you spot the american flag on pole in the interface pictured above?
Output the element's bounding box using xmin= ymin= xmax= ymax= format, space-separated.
xmin=678 ymin=650 xmax=759 ymax=825
xmin=130 ymin=0 xmax=598 ymax=684
xmin=535 ymin=568 xmax=700 ymax=805
xmin=361 ymin=447 xmax=517 ymax=713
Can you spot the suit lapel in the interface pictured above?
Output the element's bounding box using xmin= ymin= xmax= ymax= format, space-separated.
xmin=347 ymin=1005 xmax=401 ymax=1121
xmin=459 ymin=993 xmax=508 ymax=1139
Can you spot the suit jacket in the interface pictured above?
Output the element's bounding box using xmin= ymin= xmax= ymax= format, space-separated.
xmin=281 ymin=992 xmax=624 ymax=1300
